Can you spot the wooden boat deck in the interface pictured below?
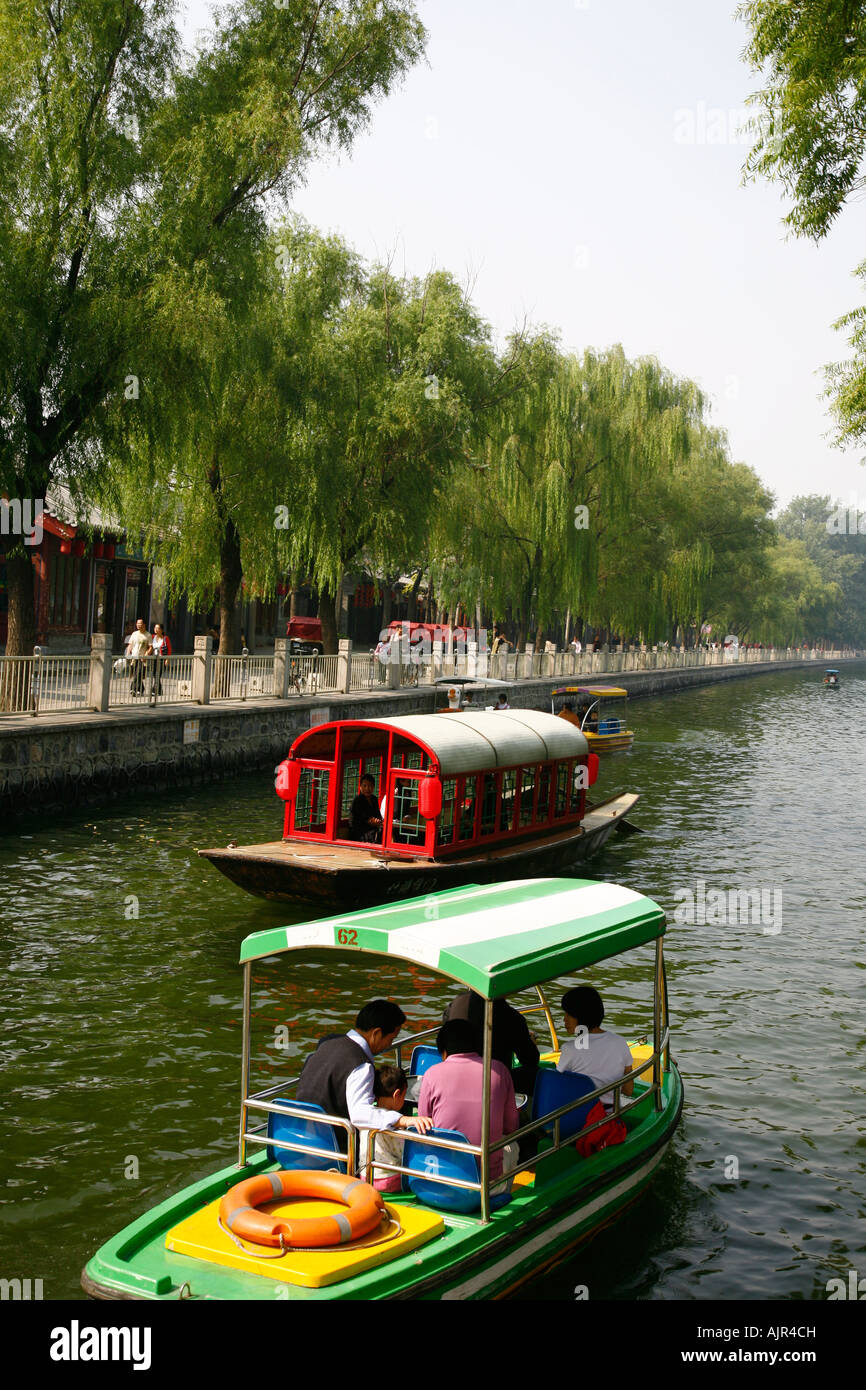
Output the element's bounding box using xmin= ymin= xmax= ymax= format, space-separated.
xmin=199 ymin=794 xmax=639 ymax=876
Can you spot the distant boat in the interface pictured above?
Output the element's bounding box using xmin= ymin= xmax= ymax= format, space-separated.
xmin=199 ymin=710 xmax=638 ymax=909
xmin=551 ymin=686 xmax=635 ymax=752
xmin=823 ymin=668 xmax=840 ymax=688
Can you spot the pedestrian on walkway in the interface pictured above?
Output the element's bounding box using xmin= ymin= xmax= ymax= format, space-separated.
xmin=125 ymin=618 xmax=151 ymax=696
xmin=148 ymin=624 xmax=172 ymax=702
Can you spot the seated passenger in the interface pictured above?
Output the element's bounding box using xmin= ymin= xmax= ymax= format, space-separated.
xmin=296 ymin=1000 xmax=432 ymax=1159
xmin=558 ymin=701 xmax=582 ymax=728
xmin=443 ymin=990 xmax=539 ymax=1096
xmin=358 ymin=1064 xmax=409 ymax=1193
xmin=350 ymin=774 xmax=383 ymax=843
xmin=418 ymin=1019 xmax=519 ymax=1185
xmin=557 ymin=986 xmax=634 ymax=1114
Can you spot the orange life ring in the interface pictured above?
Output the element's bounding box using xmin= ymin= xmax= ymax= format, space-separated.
xmin=219 ymin=1170 xmax=385 ymax=1249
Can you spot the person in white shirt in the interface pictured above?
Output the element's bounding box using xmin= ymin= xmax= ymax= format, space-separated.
xmin=125 ymin=618 xmax=151 ymax=695
xmin=494 ymin=693 xmax=510 ymax=710
xmin=296 ymin=1001 xmax=432 ymax=1171
xmin=570 ymin=637 xmax=582 ymax=656
xmin=556 ymin=986 xmax=634 ymax=1113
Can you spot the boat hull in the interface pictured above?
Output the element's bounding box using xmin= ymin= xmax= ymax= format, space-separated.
xmin=198 ymin=794 xmax=640 ymax=909
xmin=584 ymin=729 xmax=635 ymax=752
xmin=82 ymin=1066 xmax=682 ymax=1303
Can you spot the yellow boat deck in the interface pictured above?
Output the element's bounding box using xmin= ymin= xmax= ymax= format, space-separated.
xmin=166 ymin=1194 xmax=445 ymax=1289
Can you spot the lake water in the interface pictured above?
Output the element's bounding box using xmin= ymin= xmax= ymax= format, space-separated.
xmin=1 ymin=665 xmax=864 ymax=1300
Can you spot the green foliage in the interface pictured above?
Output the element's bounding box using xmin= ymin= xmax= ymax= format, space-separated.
xmin=739 ymin=0 xmax=866 ymax=240
xmin=273 ymin=220 xmax=501 ymax=601
xmin=739 ymin=2 xmax=866 ymax=448
xmin=0 ymin=0 xmax=425 ymax=651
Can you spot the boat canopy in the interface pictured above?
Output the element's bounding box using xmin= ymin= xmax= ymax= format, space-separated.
xmin=825 ymin=668 xmax=839 ymax=674
xmin=552 ymin=686 xmax=628 ymax=698
xmin=299 ymin=710 xmax=588 ymax=777
xmin=239 ymin=877 xmax=665 ymax=996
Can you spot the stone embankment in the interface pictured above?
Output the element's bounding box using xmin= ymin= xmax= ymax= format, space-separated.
xmin=0 ymin=654 xmax=860 ymax=821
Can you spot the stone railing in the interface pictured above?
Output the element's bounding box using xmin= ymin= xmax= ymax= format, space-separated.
xmin=0 ymin=634 xmax=856 ymax=718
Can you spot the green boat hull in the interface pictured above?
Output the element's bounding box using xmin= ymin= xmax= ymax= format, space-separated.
xmin=82 ymin=1069 xmax=683 ymax=1302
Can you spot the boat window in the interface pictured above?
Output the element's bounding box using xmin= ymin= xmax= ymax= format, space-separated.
xmin=537 ymin=764 xmax=551 ymax=822
xmin=294 ymin=767 xmax=330 ymax=834
xmin=458 ymin=775 xmax=478 ymax=842
xmin=392 ymin=739 xmax=428 ymax=771
xmin=569 ymin=760 xmax=583 ymax=813
xmin=499 ymin=769 xmax=517 ymax=832
xmin=479 ymin=772 xmax=498 ymax=837
xmin=295 ymin=728 xmax=337 ymax=760
xmin=554 ymin=762 xmax=569 ymax=817
xmin=437 ymin=777 xmax=458 ymax=846
xmin=519 ymin=766 xmax=536 ymax=827
xmin=339 ymin=756 xmax=385 ymax=828
xmin=390 ymin=777 xmax=425 ymax=847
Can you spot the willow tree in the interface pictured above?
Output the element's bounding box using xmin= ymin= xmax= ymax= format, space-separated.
xmin=0 ymin=0 xmax=424 ymax=652
xmin=740 ymin=2 xmax=866 ymax=446
xmin=273 ymin=222 xmax=500 ymax=651
xmin=97 ymin=245 xmax=297 ymax=653
xmin=593 ymin=429 xmax=775 ymax=644
xmin=435 ymin=342 xmax=705 ymax=646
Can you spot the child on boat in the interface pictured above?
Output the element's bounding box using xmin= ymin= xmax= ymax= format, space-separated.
xmin=358 ymin=1064 xmax=409 ymax=1192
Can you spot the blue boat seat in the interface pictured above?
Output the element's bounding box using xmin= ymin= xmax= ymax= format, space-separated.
xmin=403 ymin=1127 xmax=512 ymax=1214
xmin=266 ymin=1098 xmax=347 ymax=1172
xmin=531 ymin=1069 xmax=598 ymax=1140
xmin=409 ymin=1044 xmax=442 ymax=1077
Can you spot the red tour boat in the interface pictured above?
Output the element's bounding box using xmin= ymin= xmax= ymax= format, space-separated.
xmin=198 ymin=710 xmax=639 ymax=909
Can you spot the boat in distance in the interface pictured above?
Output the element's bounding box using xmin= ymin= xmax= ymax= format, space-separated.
xmin=198 ymin=710 xmax=640 ymax=909
xmin=81 ymin=877 xmax=683 ymax=1301
xmin=551 ymin=685 xmax=635 ymax=752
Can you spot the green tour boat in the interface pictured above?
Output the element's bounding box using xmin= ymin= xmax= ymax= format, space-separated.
xmin=82 ymin=877 xmax=683 ymax=1301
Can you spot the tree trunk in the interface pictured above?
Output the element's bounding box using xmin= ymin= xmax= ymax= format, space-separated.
xmin=318 ymin=585 xmax=338 ymax=654
xmin=218 ymin=519 xmax=243 ymax=655
xmin=407 ymin=570 xmax=422 ymax=621
xmin=4 ymin=549 xmax=38 ymax=656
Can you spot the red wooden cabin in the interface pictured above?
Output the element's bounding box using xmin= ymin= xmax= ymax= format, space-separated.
xmin=275 ymin=711 xmax=597 ymax=860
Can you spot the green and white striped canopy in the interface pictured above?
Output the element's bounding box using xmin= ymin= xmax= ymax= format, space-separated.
xmin=238 ymin=878 xmax=665 ymax=997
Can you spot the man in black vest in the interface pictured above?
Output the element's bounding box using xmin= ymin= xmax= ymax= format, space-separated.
xmin=297 ymin=1000 xmax=432 ymax=1153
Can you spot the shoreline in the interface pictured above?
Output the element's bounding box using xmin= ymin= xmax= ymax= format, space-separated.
xmin=1 ymin=655 xmax=861 ymax=822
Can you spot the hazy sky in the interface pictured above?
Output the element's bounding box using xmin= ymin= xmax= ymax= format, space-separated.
xmin=183 ymin=0 xmax=866 ymax=512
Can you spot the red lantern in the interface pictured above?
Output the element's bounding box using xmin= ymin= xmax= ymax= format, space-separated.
xmin=275 ymin=758 xmax=300 ymax=802
xmin=93 ymin=541 xmax=105 ymax=559
xmin=587 ymin=753 xmax=600 ymax=787
xmin=59 ymin=539 xmax=72 ymax=555
xmin=103 ymin=542 xmax=115 ymax=561
xmin=72 ymin=538 xmax=86 ymax=558
xmin=419 ymin=776 xmax=443 ymax=819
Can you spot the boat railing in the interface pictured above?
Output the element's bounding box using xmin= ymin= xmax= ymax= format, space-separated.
xmin=242 ymin=1091 xmax=358 ymax=1175
xmin=365 ymin=1025 xmax=671 ymax=1221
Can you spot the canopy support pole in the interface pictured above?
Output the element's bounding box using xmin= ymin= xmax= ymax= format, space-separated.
xmin=653 ymin=939 xmax=663 ymax=1112
xmin=480 ymin=997 xmax=493 ymax=1223
xmin=238 ymin=962 xmax=252 ymax=1166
